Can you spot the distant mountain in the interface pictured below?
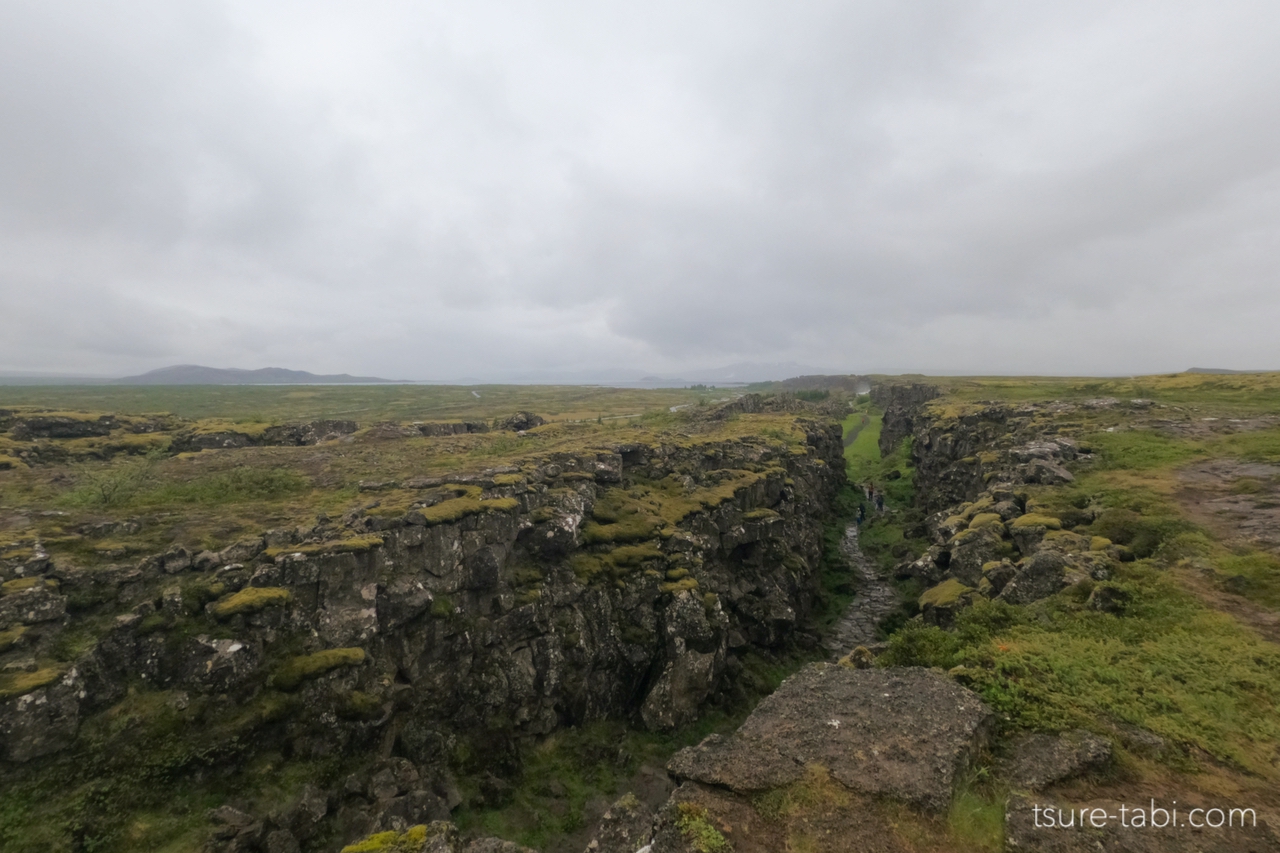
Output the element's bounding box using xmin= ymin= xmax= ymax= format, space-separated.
xmin=1185 ymin=367 xmax=1273 ymax=374
xmin=112 ymin=365 xmax=400 ymax=385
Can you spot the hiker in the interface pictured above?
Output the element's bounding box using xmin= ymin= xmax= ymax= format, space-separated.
xmin=856 ymin=505 xmax=865 ymax=526
xmin=875 ymin=491 xmax=885 ymax=512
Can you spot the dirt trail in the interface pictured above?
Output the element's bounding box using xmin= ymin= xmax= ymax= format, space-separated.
xmin=824 ymin=523 xmax=900 ymax=656
xmin=1174 ymin=458 xmax=1280 ymax=643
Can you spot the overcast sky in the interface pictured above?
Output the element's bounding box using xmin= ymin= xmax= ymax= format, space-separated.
xmin=2 ymin=2 xmax=1279 ymax=380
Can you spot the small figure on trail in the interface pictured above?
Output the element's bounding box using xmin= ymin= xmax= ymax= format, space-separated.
xmin=864 ymin=482 xmax=872 ymax=500
xmin=856 ymin=505 xmax=865 ymax=526
xmin=875 ymin=491 xmax=885 ymax=513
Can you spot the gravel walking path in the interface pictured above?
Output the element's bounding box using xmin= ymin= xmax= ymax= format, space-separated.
xmin=824 ymin=522 xmax=901 ymax=657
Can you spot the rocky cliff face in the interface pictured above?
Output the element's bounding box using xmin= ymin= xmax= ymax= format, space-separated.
xmin=869 ymin=382 xmax=939 ymax=460
xmin=0 ymin=415 xmax=844 ymax=851
xmin=873 ymin=392 xmax=1139 ymax=625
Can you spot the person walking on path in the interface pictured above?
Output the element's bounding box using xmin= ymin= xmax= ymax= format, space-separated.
xmin=856 ymin=504 xmax=865 ymax=526
xmin=875 ymin=491 xmax=885 ymax=513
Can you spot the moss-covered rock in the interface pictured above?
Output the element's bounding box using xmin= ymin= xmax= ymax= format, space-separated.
xmin=209 ymin=586 xmax=291 ymax=619
xmin=0 ymin=665 xmax=65 ymax=699
xmin=271 ymin=647 xmax=366 ymax=691
xmin=1010 ymin=513 xmax=1062 ymax=530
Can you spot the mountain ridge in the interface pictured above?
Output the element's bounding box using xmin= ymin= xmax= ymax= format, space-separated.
xmin=111 ymin=364 xmax=401 ymax=385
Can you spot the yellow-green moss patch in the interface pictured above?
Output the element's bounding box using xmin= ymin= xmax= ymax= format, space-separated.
xmin=660 ymin=577 xmax=699 ymax=594
xmin=1090 ymin=536 xmax=1113 ymax=551
xmin=919 ymin=578 xmax=974 ymax=609
xmin=265 ymin=535 xmax=384 ymax=558
xmin=417 ymin=496 xmax=519 ymax=525
xmin=340 ymin=824 xmax=430 ymax=853
xmin=608 ymin=544 xmax=664 ymax=567
xmin=0 ymin=625 xmax=29 ymax=653
xmin=0 ymin=665 xmax=66 ymax=699
xmin=210 ymin=586 xmax=291 ymax=619
xmin=271 ymin=647 xmax=366 ymax=691
xmin=968 ymin=512 xmax=1003 ymax=529
xmin=1010 ymin=513 xmax=1062 ymax=530
xmin=1 ymin=577 xmax=43 ymax=596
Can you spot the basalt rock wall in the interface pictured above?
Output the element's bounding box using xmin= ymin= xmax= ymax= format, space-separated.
xmin=1 ymin=418 xmax=845 ymax=848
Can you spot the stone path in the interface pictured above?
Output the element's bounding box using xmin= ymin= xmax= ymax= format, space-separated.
xmin=824 ymin=522 xmax=900 ymax=657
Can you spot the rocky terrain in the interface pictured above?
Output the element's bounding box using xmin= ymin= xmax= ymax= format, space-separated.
xmin=5 ymin=375 xmax=1280 ymax=852
xmin=0 ymin=397 xmax=846 ymax=851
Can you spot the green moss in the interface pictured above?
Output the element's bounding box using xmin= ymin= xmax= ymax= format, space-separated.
xmin=492 ymin=473 xmax=524 ymax=486
xmin=919 ymin=578 xmax=974 ymax=609
xmin=569 ymin=554 xmax=604 ymax=582
xmin=665 ymin=567 xmax=689 ymax=581
xmin=660 ymin=577 xmax=699 ymax=594
xmin=181 ymin=579 xmax=226 ymax=615
xmin=1090 ymin=536 xmax=1113 ymax=551
xmin=943 ymin=514 xmax=968 ymax=530
xmin=0 ymin=665 xmax=65 ymax=699
xmin=430 ymin=595 xmax=455 ymax=618
xmin=209 ymin=586 xmax=291 ymax=619
xmin=271 ymin=647 xmax=366 ymax=691
xmin=338 ymin=690 xmax=384 ymax=721
xmin=968 ymin=512 xmax=1003 ymax=529
xmin=340 ymin=825 xmax=430 ymax=853
xmin=608 ymin=544 xmax=664 ymax=567
xmin=417 ymin=496 xmax=519 ymax=525
xmin=743 ymin=508 xmax=780 ymax=522
xmin=265 ymin=535 xmax=384 ymax=558
xmin=1010 ymin=513 xmax=1062 ymax=530
xmin=0 ymin=625 xmax=28 ymax=652
xmin=581 ymin=517 xmax=659 ymax=545
xmin=1 ymin=577 xmax=43 ymax=595
xmin=675 ymin=802 xmax=731 ymax=853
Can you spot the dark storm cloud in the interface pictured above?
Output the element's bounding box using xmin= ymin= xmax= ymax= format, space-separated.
xmin=2 ymin=1 xmax=1279 ymax=378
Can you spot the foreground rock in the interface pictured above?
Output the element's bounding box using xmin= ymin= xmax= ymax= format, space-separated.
xmin=1001 ymin=729 xmax=1112 ymax=791
xmin=668 ymin=664 xmax=992 ymax=811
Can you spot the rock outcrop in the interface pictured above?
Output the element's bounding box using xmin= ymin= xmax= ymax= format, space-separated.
xmin=0 ymin=414 xmax=846 ymax=852
xmin=668 ymin=664 xmax=992 ymax=811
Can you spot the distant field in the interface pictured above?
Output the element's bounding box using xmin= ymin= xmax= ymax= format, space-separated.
xmin=896 ymin=371 xmax=1280 ymax=412
xmin=0 ymin=383 xmax=715 ymax=423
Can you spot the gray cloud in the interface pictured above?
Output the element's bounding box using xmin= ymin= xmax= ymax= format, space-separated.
xmin=2 ymin=0 xmax=1279 ymax=378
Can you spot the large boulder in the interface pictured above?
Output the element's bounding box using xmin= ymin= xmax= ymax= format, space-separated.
xmin=581 ymin=792 xmax=656 ymax=853
xmin=667 ymin=665 xmax=991 ymax=811
xmin=947 ymin=526 xmax=1005 ymax=586
xmin=999 ymin=551 xmax=1068 ymax=605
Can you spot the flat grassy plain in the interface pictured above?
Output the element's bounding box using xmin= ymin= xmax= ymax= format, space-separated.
xmin=903 ymin=370 xmax=1280 ymax=413
xmin=0 ymin=383 xmax=713 ymax=423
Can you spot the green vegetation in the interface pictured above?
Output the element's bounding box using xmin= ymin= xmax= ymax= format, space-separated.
xmin=878 ymin=413 xmax=1280 ymax=781
xmin=675 ymin=801 xmax=732 ymax=852
xmin=209 ymin=586 xmax=292 ymax=619
xmin=0 ymin=383 xmax=710 ymax=423
xmin=271 ymin=648 xmax=367 ymax=691
xmin=0 ymin=665 xmax=65 ymax=699
xmin=341 ymin=825 xmax=432 ymax=852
